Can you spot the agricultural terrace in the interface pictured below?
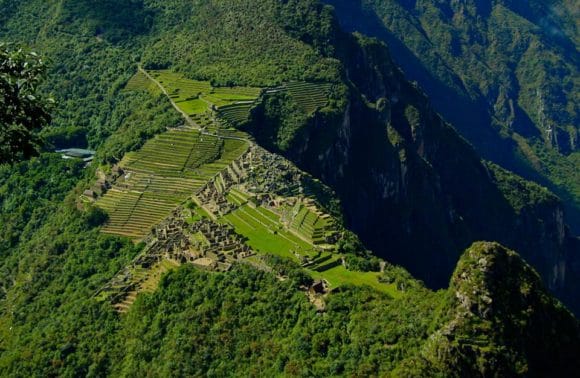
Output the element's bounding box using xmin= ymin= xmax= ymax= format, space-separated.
xmin=221 ymin=194 xmax=340 ymax=267
xmin=127 ymin=69 xmax=334 ymax=130
xmin=220 ymin=197 xmax=396 ymax=296
xmin=111 ymin=259 xmax=179 ymax=312
xmin=284 ymin=82 xmax=332 ymax=114
xmin=217 ymin=102 xmax=255 ymax=126
xmin=222 ymin=202 xmax=316 ymax=261
xmin=290 ymin=202 xmax=336 ymax=246
xmin=148 ymin=70 xmax=262 ymax=121
xmin=97 ymin=129 xmax=249 ymax=239
xmin=124 ymin=71 xmax=159 ymax=93
xmin=122 ymin=129 xmax=223 ymax=178
xmin=311 ymin=265 xmax=400 ymax=297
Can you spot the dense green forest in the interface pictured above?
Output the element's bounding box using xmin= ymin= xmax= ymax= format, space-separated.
xmin=0 ymin=160 xmax=577 ymax=375
xmin=0 ymin=43 xmax=52 ymax=163
xmin=0 ymin=0 xmax=579 ymax=375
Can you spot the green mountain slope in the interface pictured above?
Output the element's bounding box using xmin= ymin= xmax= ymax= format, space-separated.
xmin=398 ymin=242 xmax=580 ymax=377
xmin=325 ymin=0 xmax=580 ymax=231
xmin=0 ymin=0 xmax=579 ymax=375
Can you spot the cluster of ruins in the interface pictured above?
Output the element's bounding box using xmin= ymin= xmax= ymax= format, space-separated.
xmin=94 ymin=139 xmax=343 ymax=312
xmin=98 ymin=207 xmax=256 ymax=310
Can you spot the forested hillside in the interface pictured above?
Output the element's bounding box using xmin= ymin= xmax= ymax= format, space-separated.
xmin=0 ymin=0 xmax=578 ymax=375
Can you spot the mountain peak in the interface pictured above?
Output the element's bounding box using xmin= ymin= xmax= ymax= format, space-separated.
xmin=413 ymin=241 xmax=580 ymax=376
xmin=452 ymin=241 xmax=544 ymax=319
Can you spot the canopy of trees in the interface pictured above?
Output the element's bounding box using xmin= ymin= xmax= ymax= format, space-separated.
xmin=0 ymin=43 xmax=52 ymax=163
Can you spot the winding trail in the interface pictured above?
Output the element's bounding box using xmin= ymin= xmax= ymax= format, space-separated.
xmin=139 ymin=66 xmax=250 ymax=143
xmin=138 ymin=66 xmax=198 ymax=129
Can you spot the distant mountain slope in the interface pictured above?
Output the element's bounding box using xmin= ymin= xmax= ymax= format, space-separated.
xmin=325 ymin=0 xmax=580 ymax=232
xmin=279 ymin=30 xmax=579 ymax=314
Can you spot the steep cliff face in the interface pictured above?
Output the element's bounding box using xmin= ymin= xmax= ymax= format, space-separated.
xmin=261 ymin=31 xmax=580 ymax=313
xmin=486 ymin=163 xmax=571 ymax=289
xmin=324 ymin=0 xmax=580 ymax=234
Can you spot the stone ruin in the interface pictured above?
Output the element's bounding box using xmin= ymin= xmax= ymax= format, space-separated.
xmin=244 ymin=145 xmax=304 ymax=196
xmin=97 ymin=207 xmax=256 ymax=310
xmin=196 ymin=149 xmax=251 ymax=215
xmin=149 ymin=210 xmax=255 ymax=272
xmin=95 ymin=141 xmax=343 ymax=312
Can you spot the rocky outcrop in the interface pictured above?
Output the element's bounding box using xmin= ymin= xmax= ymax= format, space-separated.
xmin=398 ymin=242 xmax=580 ymax=377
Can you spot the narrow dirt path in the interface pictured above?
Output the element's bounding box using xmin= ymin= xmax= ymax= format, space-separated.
xmin=139 ymin=66 xmax=251 ymax=143
xmin=138 ymin=66 xmax=200 ymax=129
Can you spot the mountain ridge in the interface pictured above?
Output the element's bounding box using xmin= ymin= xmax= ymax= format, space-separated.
xmin=325 ymin=0 xmax=580 ymax=233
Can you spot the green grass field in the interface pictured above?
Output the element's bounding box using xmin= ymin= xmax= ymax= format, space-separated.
xmin=176 ymin=98 xmax=209 ymax=115
xmin=223 ymin=204 xmax=316 ymax=260
xmin=311 ymin=265 xmax=400 ymax=298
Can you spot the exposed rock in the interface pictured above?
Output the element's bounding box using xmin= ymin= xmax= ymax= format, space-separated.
xmin=403 ymin=242 xmax=580 ymax=377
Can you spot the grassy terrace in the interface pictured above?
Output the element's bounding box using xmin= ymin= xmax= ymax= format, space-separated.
xmin=217 ymin=128 xmax=252 ymax=140
xmin=176 ymin=99 xmax=207 ymax=115
xmin=151 ymin=71 xmax=211 ymax=100
xmin=139 ymin=69 xmax=333 ymax=129
xmin=122 ymin=129 xmax=223 ymax=178
xmin=124 ymin=71 xmax=159 ymax=93
xmin=291 ymin=204 xmax=336 ymax=245
xmin=97 ymin=129 xmax=249 ymax=240
xmin=222 ymin=203 xmax=398 ymax=296
xmin=311 ymin=265 xmax=400 ymax=297
xmin=148 ymin=70 xmax=261 ymax=119
xmin=285 ymin=82 xmax=332 ymax=114
xmin=223 ymin=204 xmax=316 ymax=260
xmin=217 ymin=103 xmax=254 ymax=125
xmin=226 ymin=188 xmax=251 ymax=206
xmin=99 ymin=191 xmax=175 ymax=238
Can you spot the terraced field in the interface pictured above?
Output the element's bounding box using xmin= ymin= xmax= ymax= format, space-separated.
xmin=151 ymin=70 xmax=211 ymax=101
xmin=122 ymin=129 xmax=223 ymax=178
xmin=217 ymin=102 xmax=254 ymax=126
xmin=124 ymin=71 xmax=158 ymax=93
xmin=290 ymin=204 xmax=337 ymax=245
xmin=223 ymin=204 xmax=317 ymax=260
xmin=311 ymin=265 xmax=400 ymax=297
xmin=285 ymin=82 xmax=332 ymax=114
xmin=99 ymin=191 xmax=177 ymax=238
xmin=148 ymin=70 xmax=261 ymax=120
xmin=212 ymin=86 xmax=261 ymax=98
xmin=131 ymin=69 xmax=331 ymax=129
xmin=220 ymin=200 xmax=399 ymax=295
xmin=110 ymin=259 xmax=180 ymax=312
xmin=97 ymin=129 xmax=249 ymax=239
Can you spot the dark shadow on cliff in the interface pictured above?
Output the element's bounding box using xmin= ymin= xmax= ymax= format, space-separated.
xmin=324 ymin=0 xmax=580 ymax=234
